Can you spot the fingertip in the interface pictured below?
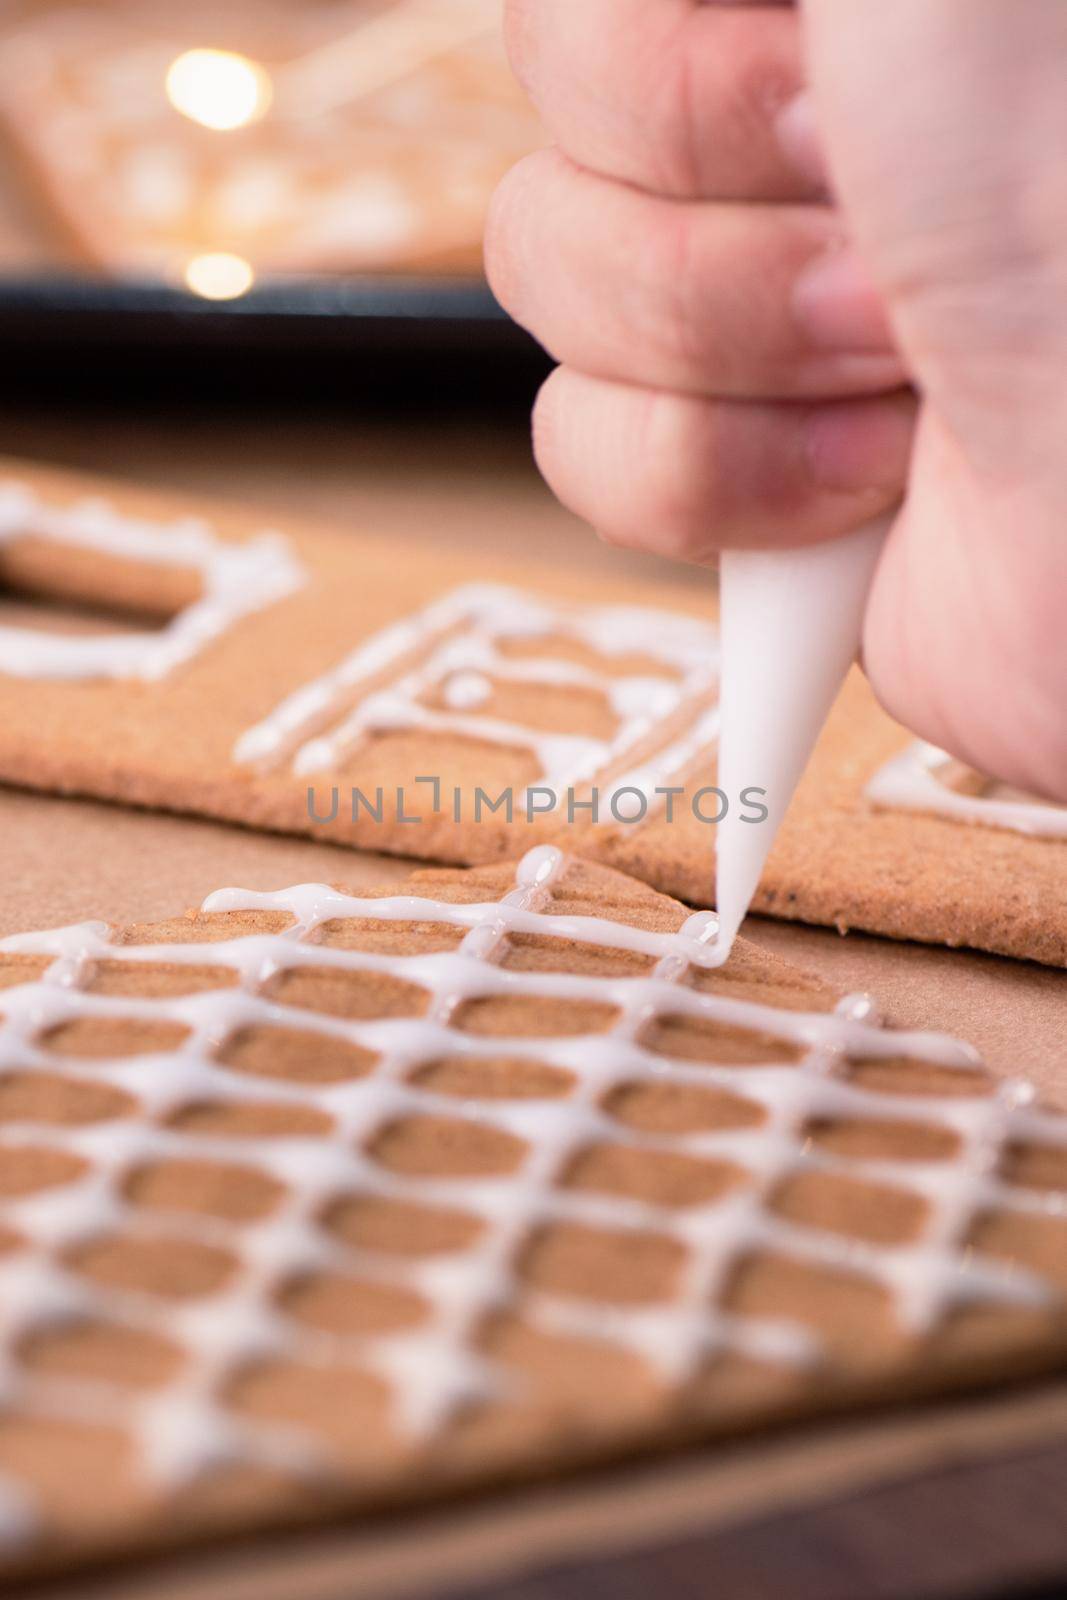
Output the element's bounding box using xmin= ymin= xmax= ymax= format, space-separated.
xmin=530 ymin=376 xmax=915 ymax=566
xmin=530 ymin=365 xmax=571 ymax=501
xmin=483 ymin=149 xmax=547 ymax=323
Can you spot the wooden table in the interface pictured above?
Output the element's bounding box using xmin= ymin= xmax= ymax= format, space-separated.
xmin=2 ymin=388 xmax=1066 ymax=1600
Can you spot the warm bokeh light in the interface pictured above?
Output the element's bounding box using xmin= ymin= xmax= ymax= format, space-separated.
xmin=183 ymin=252 xmax=255 ymax=299
xmin=165 ymin=48 xmax=272 ymax=131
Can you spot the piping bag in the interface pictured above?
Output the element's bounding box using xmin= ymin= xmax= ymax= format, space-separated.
xmin=713 ymin=512 xmax=895 ymax=956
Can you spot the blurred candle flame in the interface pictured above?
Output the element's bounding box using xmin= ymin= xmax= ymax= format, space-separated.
xmin=184 ymin=252 xmax=255 ymax=299
xmin=165 ymin=48 xmax=272 ymax=131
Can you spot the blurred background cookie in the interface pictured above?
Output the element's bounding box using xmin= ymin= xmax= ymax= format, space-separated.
xmin=0 ymin=0 xmax=542 ymax=282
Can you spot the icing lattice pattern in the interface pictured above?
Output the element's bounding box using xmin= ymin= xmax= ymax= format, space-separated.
xmin=0 ymin=847 xmax=1065 ymax=1558
xmin=234 ymin=582 xmax=722 ymax=812
xmin=0 ymin=482 xmax=303 ymax=681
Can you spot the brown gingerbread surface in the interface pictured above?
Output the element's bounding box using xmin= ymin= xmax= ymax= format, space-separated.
xmin=0 ymin=846 xmax=1066 ymax=1583
xmin=583 ymin=669 xmax=1067 ymax=969
xmin=0 ymin=0 xmax=541 ymax=280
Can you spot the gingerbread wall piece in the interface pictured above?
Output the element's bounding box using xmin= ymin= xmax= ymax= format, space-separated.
xmin=576 ymin=672 xmax=1067 ymax=969
xmin=0 ymin=847 xmax=1065 ymax=1580
xmin=0 ymin=457 xmax=725 ymax=871
xmin=752 ymin=675 xmax=1067 ymax=967
xmin=232 ymin=581 xmax=720 ymax=806
xmin=0 ymin=480 xmax=304 ymax=681
xmin=0 ymin=0 xmax=543 ymax=281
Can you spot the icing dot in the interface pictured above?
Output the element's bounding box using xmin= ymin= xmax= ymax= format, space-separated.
xmin=443 ymin=670 xmax=492 ymax=711
xmin=232 ymin=585 xmax=721 ymax=827
xmin=514 ymin=844 xmax=563 ymax=890
xmin=835 ymin=993 xmax=881 ymax=1025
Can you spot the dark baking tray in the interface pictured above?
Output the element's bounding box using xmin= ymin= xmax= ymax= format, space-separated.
xmin=0 ymin=271 xmax=551 ymax=405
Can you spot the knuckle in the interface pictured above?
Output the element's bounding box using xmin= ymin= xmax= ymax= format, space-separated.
xmin=511 ymin=2 xmax=700 ymax=200
xmin=649 ymin=14 xmax=799 ymax=199
xmin=677 ymin=11 xmax=804 ymax=199
xmin=598 ymin=27 xmax=702 ymax=200
xmin=658 ymin=25 xmax=707 ymax=197
xmin=640 ymin=205 xmax=779 ymax=391
xmin=731 ymin=37 xmax=798 ymax=154
xmin=483 ymin=151 xmax=549 ymax=317
xmin=709 ymin=14 xmax=802 ymax=181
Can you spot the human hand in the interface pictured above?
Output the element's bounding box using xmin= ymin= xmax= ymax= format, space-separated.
xmin=487 ymin=0 xmax=1067 ymax=800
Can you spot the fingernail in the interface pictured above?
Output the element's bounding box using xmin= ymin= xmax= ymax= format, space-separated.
xmin=776 ymin=91 xmax=830 ymax=189
xmin=793 ymin=244 xmax=896 ymax=353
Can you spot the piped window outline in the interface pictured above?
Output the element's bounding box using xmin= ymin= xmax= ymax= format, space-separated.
xmin=232 ymin=582 xmax=722 ymax=815
xmin=0 ymin=483 xmax=305 ymax=683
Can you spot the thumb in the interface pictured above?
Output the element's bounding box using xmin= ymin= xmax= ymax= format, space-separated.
xmin=801 ymin=0 xmax=1067 ymax=473
xmin=801 ymin=2 xmax=1067 ymax=797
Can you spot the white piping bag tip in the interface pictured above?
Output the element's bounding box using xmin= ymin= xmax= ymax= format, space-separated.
xmin=713 ymin=512 xmax=895 ymax=959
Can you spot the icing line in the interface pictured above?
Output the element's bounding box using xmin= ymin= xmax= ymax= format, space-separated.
xmin=0 ymin=482 xmax=305 ymax=682
xmin=867 ymin=742 xmax=1067 ymax=841
xmin=232 ymin=583 xmax=721 ymax=816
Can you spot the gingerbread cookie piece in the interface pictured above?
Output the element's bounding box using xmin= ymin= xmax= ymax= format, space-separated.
xmin=0 ymin=847 xmax=1066 ymax=1580
xmin=0 ymin=0 xmax=542 ymax=282
xmin=0 ymin=457 xmax=722 ymax=869
xmin=581 ymin=670 xmax=1067 ymax=968
xmin=2 ymin=459 xmax=1064 ymax=967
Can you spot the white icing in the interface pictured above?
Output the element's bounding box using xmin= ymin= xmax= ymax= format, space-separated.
xmin=0 ymin=845 xmax=1063 ymax=1548
xmin=0 ymin=484 xmax=305 ymax=683
xmin=443 ymin=670 xmax=493 ymax=711
xmin=868 ymin=742 xmax=1067 ymax=840
xmin=233 ymin=583 xmax=720 ymax=817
